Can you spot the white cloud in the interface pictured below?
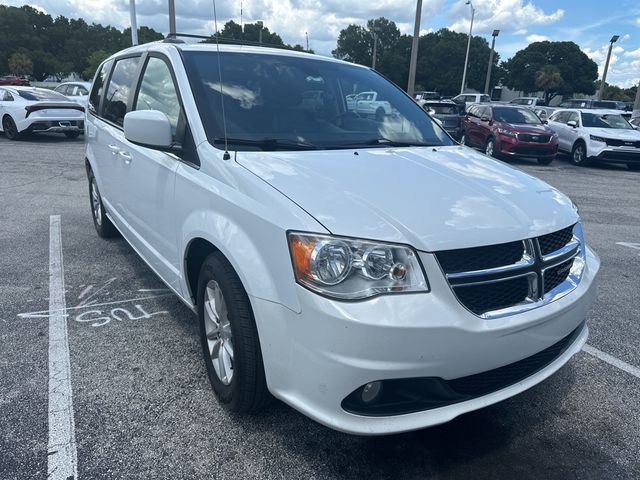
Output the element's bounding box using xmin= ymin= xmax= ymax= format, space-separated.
xmin=635 ymin=17 xmax=640 ymax=27
xmin=625 ymin=48 xmax=640 ymax=59
xmin=526 ymin=34 xmax=549 ymax=43
xmin=448 ymin=0 xmax=564 ymax=35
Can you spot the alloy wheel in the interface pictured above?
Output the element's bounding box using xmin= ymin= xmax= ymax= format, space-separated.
xmin=485 ymin=139 xmax=494 ymax=157
xmin=91 ymin=178 xmax=102 ymax=226
xmin=204 ymin=280 xmax=234 ymax=385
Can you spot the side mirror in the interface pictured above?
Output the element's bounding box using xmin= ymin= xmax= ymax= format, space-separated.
xmin=426 ymin=108 xmax=436 ymax=116
xmin=480 ymin=115 xmax=490 ymax=122
xmin=542 ymin=119 xmax=548 ymax=124
xmin=567 ymin=120 xmax=578 ymax=128
xmin=124 ymin=110 xmax=173 ymax=150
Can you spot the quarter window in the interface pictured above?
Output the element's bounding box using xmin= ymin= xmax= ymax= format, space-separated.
xmin=103 ymin=57 xmax=140 ymax=127
xmin=134 ymin=57 xmax=181 ymax=136
xmin=2 ymin=90 xmax=14 ymax=101
xmin=89 ymin=60 xmax=112 ymax=114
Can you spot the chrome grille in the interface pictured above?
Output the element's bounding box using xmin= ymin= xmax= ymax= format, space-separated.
xmin=435 ymin=224 xmax=585 ymax=318
xmin=516 ymin=133 xmax=552 ymax=143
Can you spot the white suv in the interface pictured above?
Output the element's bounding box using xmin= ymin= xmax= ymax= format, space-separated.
xmin=548 ymin=109 xmax=640 ymax=170
xmin=85 ymin=40 xmax=600 ymax=435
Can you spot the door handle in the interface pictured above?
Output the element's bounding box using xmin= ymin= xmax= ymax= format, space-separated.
xmin=108 ymin=144 xmax=120 ymax=155
xmin=119 ymin=151 xmax=132 ymax=164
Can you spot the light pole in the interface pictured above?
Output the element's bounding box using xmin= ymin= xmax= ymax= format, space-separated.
xmin=484 ymin=29 xmax=499 ymax=95
xmin=598 ymin=35 xmax=619 ymax=100
xmin=407 ymin=0 xmax=423 ymax=97
xmin=460 ymin=0 xmax=475 ymax=94
xmin=257 ymin=21 xmax=263 ymax=44
xmin=129 ymin=0 xmax=138 ymax=46
xmin=371 ymin=30 xmax=378 ymax=69
xmin=306 ymin=31 xmax=309 ymax=51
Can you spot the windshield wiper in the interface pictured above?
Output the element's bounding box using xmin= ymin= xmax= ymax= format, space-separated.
xmin=332 ymin=138 xmax=441 ymax=148
xmin=213 ymin=137 xmax=319 ymax=151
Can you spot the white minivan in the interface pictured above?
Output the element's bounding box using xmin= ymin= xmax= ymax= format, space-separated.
xmin=85 ymin=39 xmax=599 ymax=435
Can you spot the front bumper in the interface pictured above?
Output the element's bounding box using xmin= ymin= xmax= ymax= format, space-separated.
xmin=251 ymin=246 xmax=599 ymax=435
xmin=592 ymin=147 xmax=640 ymax=164
xmin=497 ymin=135 xmax=558 ymax=158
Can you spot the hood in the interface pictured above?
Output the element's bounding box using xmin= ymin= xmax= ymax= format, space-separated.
xmin=502 ymin=123 xmax=553 ymax=135
xmin=587 ymin=127 xmax=640 ymax=140
xmin=237 ymin=146 xmax=578 ymax=252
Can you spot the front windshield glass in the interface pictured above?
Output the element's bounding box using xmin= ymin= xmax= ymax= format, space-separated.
xmin=183 ymin=51 xmax=453 ymax=151
xmin=493 ymin=107 xmax=542 ymax=125
xmin=581 ymin=113 xmax=632 ymax=129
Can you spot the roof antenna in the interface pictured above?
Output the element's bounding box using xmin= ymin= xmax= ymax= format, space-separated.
xmin=212 ymin=0 xmax=231 ymax=160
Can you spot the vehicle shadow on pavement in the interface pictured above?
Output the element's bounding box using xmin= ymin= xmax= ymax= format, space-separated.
xmin=227 ymin=362 xmax=629 ymax=480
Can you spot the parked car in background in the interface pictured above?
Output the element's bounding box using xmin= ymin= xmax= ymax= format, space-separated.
xmin=460 ymin=104 xmax=558 ymax=164
xmin=85 ymin=41 xmax=599 ymax=435
xmin=0 ymin=86 xmax=84 ymax=140
xmin=53 ymin=81 xmax=92 ymax=107
xmin=559 ymin=98 xmax=630 ymax=119
xmin=422 ymin=99 xmax=463 ymax=139
xmin=414 ymin=91 xmax=439 ymax=107
xmin=548 ymin=109 xmax=640 ymax=170
xmin=452 ymin=93 xmax=491 ymax=111
xmin=0 ymin=75 xmax=29 ymax=86
xmin=509 ymin=97 xmax=546 ymax=108
xmin=345 ymin=90 xmax=392 ymax=119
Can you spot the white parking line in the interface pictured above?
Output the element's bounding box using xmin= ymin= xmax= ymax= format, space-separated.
xmin=47 ymin=215 xmax=78 ymax=480
xmin=583 ymin=344 xmax=640 ymax=379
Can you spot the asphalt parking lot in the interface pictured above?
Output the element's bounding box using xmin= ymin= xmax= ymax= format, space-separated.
xmin=1 ymin=133 xmax=639 ymax=479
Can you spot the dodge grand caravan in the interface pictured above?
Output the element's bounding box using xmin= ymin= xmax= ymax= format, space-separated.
xmin=84 ymin=39 xmax=599 ymax=435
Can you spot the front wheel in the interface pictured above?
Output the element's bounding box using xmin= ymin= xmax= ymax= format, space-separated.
xmin=485 ymin=137 xmax=497 ymax=158
xmin=197 ymin=253 xmax=269 ymax=413
xmin=375 ymin=107 xmax=385 ymax=121
xmin=571 ymin=142 xmax=589 ymax=166
xmin=537 ymin=157 xmax=554 ymax=165
xmin=88 ymin=172 xmax=119 ymax=238
xmin=2 ymin=115 xmax=20 ymax=140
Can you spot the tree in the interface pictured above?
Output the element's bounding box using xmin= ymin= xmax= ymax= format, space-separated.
xmin=8 ymin=52 xmax=33 ymax=76
xmin=82 ymin=50 xmax=109 ymax=80
xmin=502 ymin=41 xmax=598 ymax=103
xmin=332 ymin=24 xmax=372 ymax=65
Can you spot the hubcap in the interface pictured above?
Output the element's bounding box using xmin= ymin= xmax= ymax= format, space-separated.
xmin=574 ymin=146 xmax=584 ymax=163
xmin=4 ymin=118 xmax=16 ymax=137
xmin=91 ymin=179 xmax=102 ymax=226
xmin=204 ymin=280 xmax=234 ymax=385
xmin=486 ymin=140 xmax=494 ymax=156
xmin=460 ymin=135 xmax=466 ymax=145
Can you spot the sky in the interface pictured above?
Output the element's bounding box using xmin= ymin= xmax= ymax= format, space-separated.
xmin=3 ymin=0 xmax=640 ymax=88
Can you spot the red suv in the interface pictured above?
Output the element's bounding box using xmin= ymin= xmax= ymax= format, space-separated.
xmin=460 ymin=104 xmax=558 ymax=165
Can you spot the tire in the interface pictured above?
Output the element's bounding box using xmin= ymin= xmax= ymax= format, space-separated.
xmin=2 ymin=115 xmax=21 ymax=140
xmin=375 ymin=107 xmax=385 ymax=121
xmin=197 ymin=252 xmax=269 ymax=413
xmin=537 ymin=157 xmax=554 ymax=165
xmin=64 ymin=131 xmax=80 ymax=139
xmin=627 ymin=163 xmax=640 ymax=171
xmin=485 ymin=137 xmax=497 ymax=158
xmin=87 ymin=171 xmax=119 ymax=238
xmin=571 ymin=141 xmax=589 ymax=166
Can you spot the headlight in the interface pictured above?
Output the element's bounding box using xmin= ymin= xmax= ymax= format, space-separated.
xmin=590 ymin=135 xmax=607 ymax=143
xmin=497 ymin=128 xmax=516 ymax=137
xmin=288 ymin=232 xmax=429 ymax=300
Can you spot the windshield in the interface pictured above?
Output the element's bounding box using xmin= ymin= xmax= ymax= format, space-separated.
xmin=425 ymin=104 xmax=458 ymax=114
xmin=493 ymin=107 xmax=542 ymax=125
xmin=182 ymin=51 xmax=452 ymax=151
xmin=18 ymin=89 xmax=68 ymax=101
xmin=581 ymin=113 xmax=633 ymax=129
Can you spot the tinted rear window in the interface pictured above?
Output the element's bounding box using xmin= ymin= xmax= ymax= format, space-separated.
xmin=18 ymin=90 xmax=68 ymax=101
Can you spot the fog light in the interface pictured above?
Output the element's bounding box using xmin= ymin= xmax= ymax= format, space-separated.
xmin=361 ymin=381 xmax=383 ymax=403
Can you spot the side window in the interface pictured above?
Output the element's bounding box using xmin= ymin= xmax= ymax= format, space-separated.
xmin=103 ymin=57 xmax=140 ymax=127
xmin=89 ymin=60 xmax=113 ymax=114
xmin=567 ymin=112 xmax=579 ymax=125
xmin=134 ymin=57 xmax=182 ymax=136
xmin=78 ymin=85 xmax=89 ymax=96
xmin=2 ymin=90 xmax=14 ymax=101
xmin=550 ymin=111 xmax=566 ymax=123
